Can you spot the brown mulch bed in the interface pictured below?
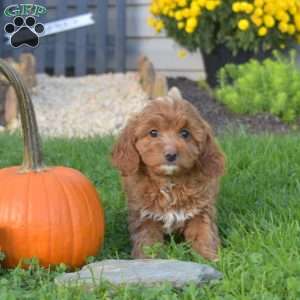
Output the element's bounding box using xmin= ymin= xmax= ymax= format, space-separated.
xmin=168 ymin=77 xmax=299 ymax=134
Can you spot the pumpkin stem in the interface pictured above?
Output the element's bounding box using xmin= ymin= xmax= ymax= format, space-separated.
xmin=0 ymin=59 xmax=43 ymax=171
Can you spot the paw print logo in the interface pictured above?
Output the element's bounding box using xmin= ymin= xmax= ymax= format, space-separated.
xmin=4 ymin=16 xmax=45 ymax=48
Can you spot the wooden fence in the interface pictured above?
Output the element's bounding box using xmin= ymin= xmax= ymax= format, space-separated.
xmin=0 ymin=0 xmax=126 ymax=76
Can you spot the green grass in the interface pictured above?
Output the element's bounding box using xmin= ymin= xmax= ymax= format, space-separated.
xmin=0 ymin=131 xmax=299 ymax=299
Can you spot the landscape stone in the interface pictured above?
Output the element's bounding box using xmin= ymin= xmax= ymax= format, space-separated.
xmin=138 ymin=56 xmax=156 ymax=98
xmin=19 ymin=53 xmax=37 ymax=88
xmin=152 ymin=73 xmax=168 ymax=98
xmin=137 ymin=55 xmax=148 ymax=74
xmin=55 ymin=259 xmax=222 ymax=288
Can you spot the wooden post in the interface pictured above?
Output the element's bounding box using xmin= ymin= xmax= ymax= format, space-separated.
xmin=95 ymin=0 xmax=108 ymax=73
xmin=115 ymin=0 xmax=126 ymax=72
xmin=75 ymin=0 xmax=87 ymax=76
xmin=34 ymin=0 xmax=46 ymax=73
xmin=54 ymin=1 xmax=67 ymax=75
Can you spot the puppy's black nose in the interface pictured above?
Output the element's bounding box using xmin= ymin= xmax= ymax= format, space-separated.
xmin=165 ymin=153 xmax=177 ymax=162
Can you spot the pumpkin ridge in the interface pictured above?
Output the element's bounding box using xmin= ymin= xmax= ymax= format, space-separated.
xmin=59 ymin=170 xmax=92 ymax=259
xmin=79 ymin=176 xmax=104 ymax=253
xmin=0 ymin=177 xmax=16 ymax=264
xmin=50 ymin=170 xmax=76 ymax=267
xmin=0 ymin=171 xmax=31 ymax=267
xmin=40 ymin=171 xmax=52 ymax=265
xmin=24 ymin=172 xmax=31 ymax=266
xmin=61 ymin=169 xmax=99 ymax=257
xmin=13 ymin=174 xmax=31 ymax=266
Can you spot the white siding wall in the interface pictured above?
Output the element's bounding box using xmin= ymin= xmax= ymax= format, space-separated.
xmin=123 ymin=0 xmax=206 ymax=79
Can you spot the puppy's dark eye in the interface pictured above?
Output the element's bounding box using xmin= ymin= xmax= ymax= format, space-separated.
xmin=179 ymin=129 xmax=190 ymax=139
xmin=149 ymin=130 xmax=159 ymax=138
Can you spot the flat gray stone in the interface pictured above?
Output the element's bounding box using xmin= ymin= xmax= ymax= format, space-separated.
xmin=55 ymin=259 xmax=222 ymax=288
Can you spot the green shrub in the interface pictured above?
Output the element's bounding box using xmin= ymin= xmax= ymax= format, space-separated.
xmin=216 ymin=51 xmax=300 ymax=123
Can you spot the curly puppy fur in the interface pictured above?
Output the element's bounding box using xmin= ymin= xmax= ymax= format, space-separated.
xmin=112 ymin=93 xmax=225 ymax=261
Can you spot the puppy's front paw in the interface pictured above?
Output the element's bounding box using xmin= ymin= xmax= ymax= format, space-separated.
xmin=184 ymin=215 xmax=220 ymax=261
xmin=191 ymin=242 xmax=219 ymax=261
xmin=131 ymin=246 xmax=150 ymax=259
xmin=130 ymin=219 xmax=164 ymax=259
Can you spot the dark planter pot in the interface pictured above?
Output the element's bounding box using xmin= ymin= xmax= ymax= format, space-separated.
xmin=202 ymin=46 xmax=271 ymax=87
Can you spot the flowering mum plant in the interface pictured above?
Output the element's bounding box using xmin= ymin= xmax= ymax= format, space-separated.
xmin=148 ymin=0 xmax=300 ymax=54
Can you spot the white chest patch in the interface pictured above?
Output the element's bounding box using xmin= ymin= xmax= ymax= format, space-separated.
xmin=140 ymin=208 xmax=200 ymax=234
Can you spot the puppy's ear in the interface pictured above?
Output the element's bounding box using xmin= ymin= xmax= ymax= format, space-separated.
xmin=111 ymin=119 xmax=140 ymax=176
xmin=199 ymin=129 xmax=225 ymax=178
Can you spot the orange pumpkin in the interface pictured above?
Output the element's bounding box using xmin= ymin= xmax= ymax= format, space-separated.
xmin=0 ymin=60 xmax=105 ymax=268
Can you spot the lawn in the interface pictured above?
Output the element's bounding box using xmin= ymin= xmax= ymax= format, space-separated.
xmin=0 ymin=131 xmax=299 ymax=299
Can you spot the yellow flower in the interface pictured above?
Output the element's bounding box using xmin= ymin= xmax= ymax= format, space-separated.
xmin=191 ymin=1 xmax=200 ymax=8
xmin=182 ymin=8 xmax=190 ymax=17
xmin=175 ymin=10 xmax=184 ymax=20
xmin=245 ymin=3 xmax=254 ymax=14
xmin=177 ymin=21 xmax=185 ymax=29
xmin=277 ymin=11 xmax=290 ymax=23
xmin=206 ymin=1 xmax=218 ymax=11
xmin=162 ymin=7 xmax=170 ymax=15
xmin=295 ymin=15 xmax=300 ymax=30
xmin=289 ymin=5 xmax=297 ymax=15
xmin=178 ymin=0 xmax=187 ymax=7
xmin=254 ymin=0 xmax=264 ymax=7
xmin=186 ymin=17 xmax=198 ymax=28
xmin=147 ymin=14 xmax=165 ymax=32
xmin=177 ymin=49 xmax=188 ymax=58
xmin=275 ymin=10 xmax=286 ymax=21
xmin=238 ymin=19 xmax=250 ymax=31
xmin=232 ymin=2 xmax=241 ymax=13
xmin=288 ymin=24 xmax=296 ymax=35
xmin=258 ymin=26 xmax=268 ymax=36
xmin=197 ymin=0 xmax=206 ymax=6
xmin=155 ymin=20 xmax=164 ymax=32
xmin=251 ymin=15 xmax=263 ymax=26
xmin=190 ymin=4 xmax=201 ymax=17
xmin=264 ymin=15 xmax=275 ymax=28
xmin=279 ymin=22 xmax=288 ymax=33
xmin=240 ymin=2 xmax=248 ymax=12
xmin=147 ymin=16 xmax=157 ymax=28
xmin=150 ymin=4 xmax=159 ymax=15
xmin=264 ymin=3 xmax=276 ymax=15
xmin=185 ymin=25 xmax=195 ymax=33
xmin=215 ymin=0 xmax=221 ymax=7
xmin=278 ymin=1 xmax=288 ymax=10
xmin=254 ymin=8 xmax=263 ymax=17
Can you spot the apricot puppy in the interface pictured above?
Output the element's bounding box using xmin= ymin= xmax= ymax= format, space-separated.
xmin=112 ymin=90 xmax=225 ymax=260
